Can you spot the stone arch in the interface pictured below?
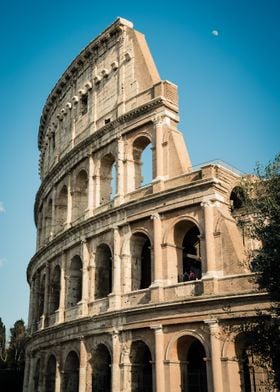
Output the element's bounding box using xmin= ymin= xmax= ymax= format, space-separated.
xmin=130 ymin=340 xmax=153 ymax=392
xmin=130 ymin=231 xmax=152 ymax=290
xmin=45 ymin=354 xmax=56 ymax=392
xmin=72 ymin=169 xmax=88 ymax=221
xmin=55 ymin=184 xmax=68 ymax=232
xmin=95 ymin=244 xmax=112 ymax=299
xmin=62 ymin=351 xmax=79 ymax=392
xmin=132 ymin=134 xmax=152 ymax=189
xmin=49 ymin=264 xmax=61 ymax=314
xmin=164 ymin=217 xmax=203 ymax=282
xmin=230 ymin=186 xmax=245 ymax=215
xmin=165 ymin=331 xmax=209 ymax=392
xmin=91 ymin=343 xmax=112 ymax=392
xmin=100 ymin=153 xmax=116 ymax=204
xmin=67 ymin=255 xmax=82 ymax=308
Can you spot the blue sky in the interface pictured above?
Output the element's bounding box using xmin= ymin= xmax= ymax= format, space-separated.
xmin=0 ymin=0 xmax=279 ymax=331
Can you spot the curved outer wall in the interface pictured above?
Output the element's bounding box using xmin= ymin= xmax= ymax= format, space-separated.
xmin=24 ymin=18 xmax=270 ymax=392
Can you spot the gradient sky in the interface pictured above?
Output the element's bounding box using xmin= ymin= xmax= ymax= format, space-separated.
xmin=0 ymin=0 xmax=279 ymax=331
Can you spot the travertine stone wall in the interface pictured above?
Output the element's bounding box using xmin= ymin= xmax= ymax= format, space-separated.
xmin=25 ymin=18 xmax=270 ymax=392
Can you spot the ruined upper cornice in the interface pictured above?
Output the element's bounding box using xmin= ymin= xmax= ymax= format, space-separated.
xmin=38 ymin=17 xmax=133 ymax=150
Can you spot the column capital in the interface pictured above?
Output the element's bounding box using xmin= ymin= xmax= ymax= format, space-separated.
xmin=150 ymin=324 xmax=163 ymax=332
xmin=150 ymin=212 xmax=160 ymax=220
xmin=204 ymin=318 xmax=219 ymax=326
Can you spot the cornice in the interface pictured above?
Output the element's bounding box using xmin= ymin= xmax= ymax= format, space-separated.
xmin=38 ymin=17 xmax=133 ymax=149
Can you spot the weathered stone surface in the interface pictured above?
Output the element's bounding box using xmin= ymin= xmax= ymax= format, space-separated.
xmin=24 ymin=18 xmax=270 ymax=392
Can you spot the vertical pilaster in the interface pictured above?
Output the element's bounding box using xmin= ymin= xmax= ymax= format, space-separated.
xmin=23 ymin=350 xmax=31 ymax=392
xmin=94 ymin=160 xmax=101 ymax=207
xmin=205 ymin=319 xmax=223 ymax=392
xmin=110 ymin=226 xmax=121 ymax=309
xmin=51 ymin=187 xmax=56 ymax=238
xmin=116 ymin=136 xmax=124 ymax=204
xmin=87 ymin=155 xmax=94 ymax=217
xmin=151 ymin=213 xmax=163 ymax=284
xmin=42 ymin=263 xmax=50 ymax=328
xmin=88 ymin=250 xmax=96 ymax=302
xmin=79 ymin=338 xmax=88 ymax=392
xmin=201 ymin=200 xmax=216 ymax=275
xmin=66 ymin=174 xmax=72 ymax=227
xmin=111 ymin=330 xmax=121 ymax=391
xmin=58 ymin=252 xmax=66 ymax=323
xmin=151 ymin=325 xmax=165 ymax=392
xmin=55 ymin=357 xmax=61 ymax=392
xmin=81 ymin=239 xmax=89 ymax=315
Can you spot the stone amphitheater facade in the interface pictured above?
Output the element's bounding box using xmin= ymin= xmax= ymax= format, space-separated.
xmin=24 ymin=18 xmax=269 ymax=392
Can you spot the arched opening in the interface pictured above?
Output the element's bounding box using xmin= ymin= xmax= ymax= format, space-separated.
xmin=100 ymin=153 xmax=116 ymax=204
xmin=34 ymin=359 xmax=40 ymax=391
xmin=62 ymin=351 xmax=79 ymax=392
xmin=235 ymin=335 xmax=269 ymax=392
xmin=45 ymin=355 xmax=56 ymax=392
xmin=130 ymin=340 xmax=153 ymax=392
xmin=133 ymin=136 xmax=152 ymax=189
xmin=45 ymin=198 xmax=53 ymax=239
xmin=95 ymin=244 xmax=112 ymax=299
xmin=72 ymin=170 xmax=88 ymax=221
xmin=230 ymin=186 xmax=245 ymax=214
xmin=177 ymin=336 xmax=207 ymax=392
xmin=92 ymin=344 xmax=112 ymax=392
xmin=49 ymin=265 xmax=61 ymax=314
xmin=38 ymin=274 xmax=45 ymax=319
xmin=174 ymin=221 xmax=201 ymax=282
xmin=67 ymin=256 xmax=82 ymax=308
xmin=55 ymin=185 xmax=67 ymax=232
xmin=130 ymin=233 xmax=152 ymax=291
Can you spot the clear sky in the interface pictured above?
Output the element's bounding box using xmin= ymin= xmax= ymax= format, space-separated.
xmin=0 ymin=0 xmax=279 ymax=331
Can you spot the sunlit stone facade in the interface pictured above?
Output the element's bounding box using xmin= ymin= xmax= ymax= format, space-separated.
xmin=24 ymin=18 xmax=269 ymax=392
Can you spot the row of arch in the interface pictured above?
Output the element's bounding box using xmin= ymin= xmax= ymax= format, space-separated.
xmin=38 ymin=135 xmax=153 ymax=244
xmin=32 ymin=220 xmax=202 ymax=324
xmin=30 ymin=333 xmax=264 ymax=392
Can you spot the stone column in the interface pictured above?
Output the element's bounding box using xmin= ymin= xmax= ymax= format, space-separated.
xmin=81 ymin=239 xmax=89 ymax=315
xmin=205 ymin=319 xmax=223 ymax=392
xmin=201 ymin=200 xmax=216 ymax=275
xmin=116 ymin=136 xmax=124 ymax=205
xmin=42 ymin=263 xmax=50 ymax=328
xmin=79 ymin=338 xmax=88 ymax=392
xmin=88 ymin=250 xmax=96 ymax=302
xmin=154 ymin=118 xmax=164 ymax=180
xmin=55 ymin=357 xmax=61 ymax=392
xmin=51 ymin=187 xmax=56 ymax=238
xmin=66 ymin=174 xmax=72 ymax=227
xmin=94 ymin=160 xmax=101 ymax=207
xmin=58 ymin=252 xmax=66 ymax=323
xmin=109 ymin=227 xmax=121 ymax=309
xmin=111 ymin=330 xmax=121 ymax=391
xmin=27 ymin=279 xmax=35 ymax=330
xmin=151 ymin=325 xmax=165 ymax=392
xmin=151 ymin=213 xmax=163 ymax=284
xmin=87 ymin=155 xmax=94 ymax=217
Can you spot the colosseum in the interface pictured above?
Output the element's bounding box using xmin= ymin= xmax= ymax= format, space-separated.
xmin=24 ymin=17 xmax=269 ymax=392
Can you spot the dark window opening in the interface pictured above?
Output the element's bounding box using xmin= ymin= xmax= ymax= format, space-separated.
xmin=80 ymin=94 xmax=88 ymax=115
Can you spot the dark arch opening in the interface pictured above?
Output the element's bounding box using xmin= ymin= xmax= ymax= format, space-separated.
xmin=62 ymin=351 xmax=79 ymax=392
xmin=92 ymin=344 xmax=112 ymax=392
xmin=45 ymin=355 xmax=56 ymax=392
xmin=49 ymin=265 xmax=61 ymax=314
xmin=130 ymin=233 xmax=152 ymax=291
xmin=95 ymin=244 xmax=112 ymax=299
xmin=130 ymin=341 xmax=153 ymax=392
xmin=230 ymin=186 xmax=245 ymax=213
xmin=67 ymin=256 xmax=82 ymax=308
xmin=34 ymin=359 xmax=40 ymax=391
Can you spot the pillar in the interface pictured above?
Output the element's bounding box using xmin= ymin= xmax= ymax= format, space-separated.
xmin=88 ymin=250 xmax=96 ymax=302
xmin=111 ymin=226 xmax=121 ymax=309
xmin=205 ymin=319 xmax=223 ymax=392
xmin=111 ymin=330 xmax=121 ymax=391
xmin=79 ymin=338 xmax=88 ymax=392
xmin=81 ymin=239 xmax=89 ymax=315
xmin=51 ymin=187 xmax=56 ymax=238
xmin=94 ymin=160 xmax=101 ymax=207
xmin=66 ymin=174 xmax=72 ymax=227
xmin=87 ymin=155 xmax=94 ymax=216
xmin=22 ymin=351 xmax=31 ymax=392
xmin=154 ymin=118 xmax=164 ymax=180
xmin=151 ymin=213 xmax=163 ymax=284
xmin=58 ymin=252 xmax=66 ymax=323
xmin=42 ymin=263 xmax=50 ymax=328
xmin=116 ymin=136 xmax=124 ymax=204
xmin=151 ymin=325 xmax=165 ymax=392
